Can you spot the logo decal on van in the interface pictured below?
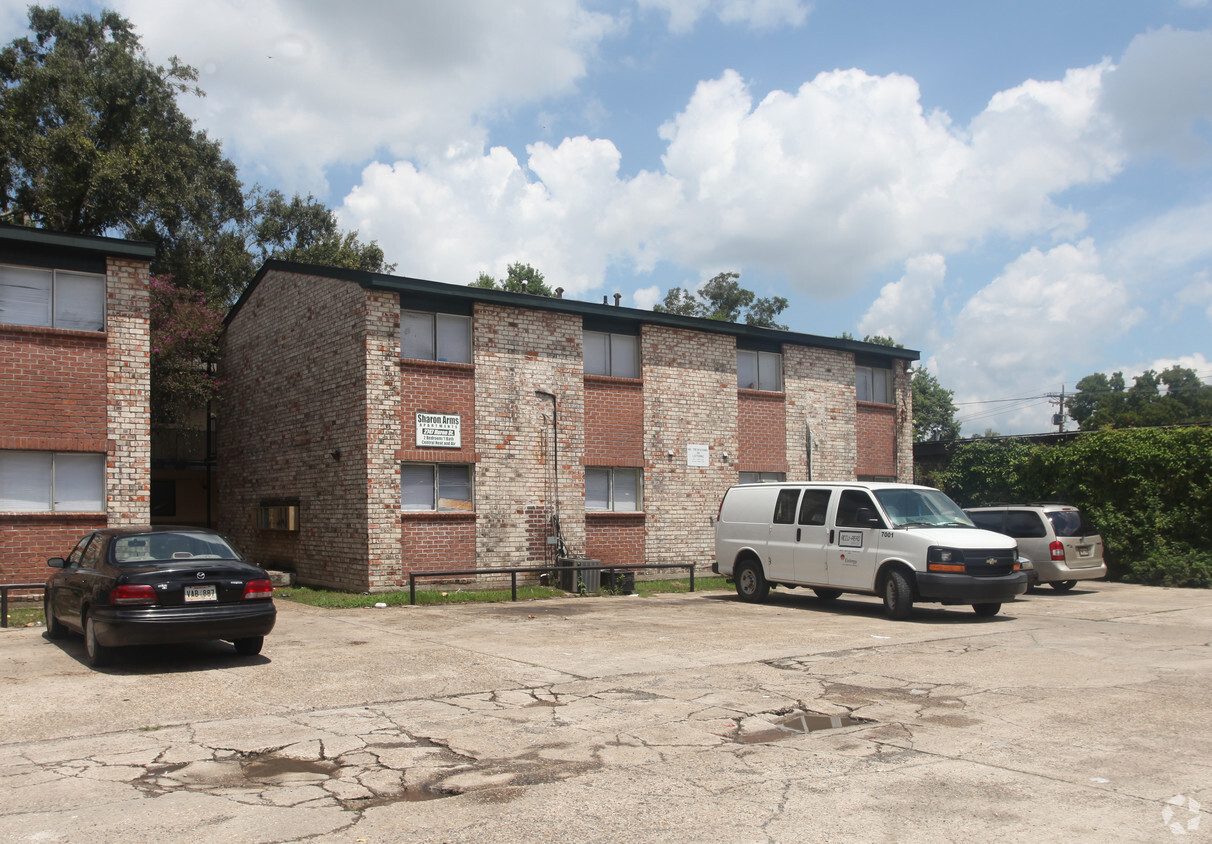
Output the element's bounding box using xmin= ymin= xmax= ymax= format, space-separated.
xmin=838 ymin=531 xmax=863 ymax=549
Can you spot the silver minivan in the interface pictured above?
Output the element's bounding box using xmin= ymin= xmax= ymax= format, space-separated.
xmin=713 ymin=481 xmax=1029 ymax=619
xmin=964 ymin=504 xmax=1107 ymax=591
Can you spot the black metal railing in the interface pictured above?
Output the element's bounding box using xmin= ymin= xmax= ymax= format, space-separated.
xmin=1 ymin=583 xmax=44 ymax=628
xmin=407 ymin=563 xmax=696 ymax=606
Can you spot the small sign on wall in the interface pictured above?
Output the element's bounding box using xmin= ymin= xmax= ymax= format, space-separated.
xmin=686 ymin=444 xmax=710 ymax=467
xmin=416 ymin=412 xmax=461 ymax=448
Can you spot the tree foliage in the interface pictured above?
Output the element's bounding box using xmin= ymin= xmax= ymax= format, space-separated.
xmin=912 ymin=368 xmax=960 ymax=442
xmin=470 ymin=262 xmax=554 ymax=296
xmin=149 ymin=275 xmax=224 ymax=423
xmin=1067 ymin=366 xmax=1212 ymax=430
xmin=930 ymin=428 xmax=1212 ymax=585
xmin=0 ymin=7 xmax=392 ymax=304
xmin=654 ymin=272 xmax=789 ymax=328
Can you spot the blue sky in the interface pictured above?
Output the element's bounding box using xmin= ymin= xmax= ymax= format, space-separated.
xmin=4 ymin=0 xmax=1210 ymax=434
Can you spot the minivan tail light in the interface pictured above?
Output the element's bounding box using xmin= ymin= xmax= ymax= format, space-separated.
xmin=1050 ymin=540 xmax=1066 ymax=561
xmin=111 ymin=584 xmax=158 ymax=605
xmin=242 ymin=579 xmax=274 ymax=600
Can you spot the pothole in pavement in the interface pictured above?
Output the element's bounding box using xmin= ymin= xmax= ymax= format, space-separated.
xmin=733 ymin=709 xmax=871 ymax=744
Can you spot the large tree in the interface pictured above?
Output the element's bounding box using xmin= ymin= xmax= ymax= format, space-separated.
xmin=912 ymin=367 xmax=960 ymax=442
xmin=654 ymin=272 xmax=789 ymax=328
xmin=1067 ymin=366 xmax=1212 ymax=430
xmin=471 ymin=262 xmax=553 ymax=296
xmin=1 ymin=7 xmax=391 ymax=303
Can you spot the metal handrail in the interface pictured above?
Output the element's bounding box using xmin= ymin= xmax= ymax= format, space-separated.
xmin=1 ymin=583 xmax=45 ymax=628
xmin=407 ymin=563 xmax=696 ymax=605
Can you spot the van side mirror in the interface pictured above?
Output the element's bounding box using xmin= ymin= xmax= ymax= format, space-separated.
xmin=48 ymin=557 xmax=66 ymax=568
xmin=856 ymin=508 xmax=881 ymax=527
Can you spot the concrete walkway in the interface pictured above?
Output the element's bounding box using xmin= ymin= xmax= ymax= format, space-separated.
xmin=2 ymin=582 xmax=1209 ymax=842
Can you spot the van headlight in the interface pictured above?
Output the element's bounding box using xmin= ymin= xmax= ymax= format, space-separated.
xmin=927 ymin=546 xmax=966 ymax=572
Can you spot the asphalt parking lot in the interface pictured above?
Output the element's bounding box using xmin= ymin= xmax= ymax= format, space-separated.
xmin=2 ymin=581 xmax=1210 ymax=843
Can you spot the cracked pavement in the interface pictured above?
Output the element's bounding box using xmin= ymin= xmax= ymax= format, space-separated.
xmin=2 ymin=581 xmax=1210 ymax=842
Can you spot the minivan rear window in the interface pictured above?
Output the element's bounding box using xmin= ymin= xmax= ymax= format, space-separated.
xmin=1047 ymin=510 xmax=1097 ymax=537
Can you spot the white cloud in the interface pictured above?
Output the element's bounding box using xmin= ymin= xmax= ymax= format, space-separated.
xmin=857 ymin=254 xmax=947 ymax=349
xmin=637 ymin=0 xmax=810 ymax=33
xmin=112 ymin=0 xmax=620 ymax=194
xmin=936 ymin=240 xmax=1144 ymax=433
xmin=1101 ymin=26 xmax=1212 ymax=162
xmin=632 ymin=285 xmax=663 ymax=309
xmin=1135 ymin=352 xmax=1212 ymax=381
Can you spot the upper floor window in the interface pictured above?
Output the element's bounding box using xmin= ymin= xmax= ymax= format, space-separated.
xmin=856 ymin=365 xmax=892 ymax=404
xmin=586 ymin=467 xmax=641 ymax=511
xmin=738 ymin=350 xmax=782 ymax=391
xmin=0 ymin=451 xmax=106 ymax=512
xmin=401 ymin=310 xmax=471 ymax=363
xmin=401 ymin=463 xmax=473 ymax=511
xmin=0 ymin=265 xmax=105 ymax=331
xmin=584 ymin=330 xmax=639 ymax=378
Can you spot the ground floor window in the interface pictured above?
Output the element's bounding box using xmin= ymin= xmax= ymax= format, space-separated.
xmin=586 ymin=467 xmax=641 ymax=511
xmin=0 ymin=450 xmax=105 ymax=511
xmin=738 ymin=471 xmax=785 ymax=484
xmin=401 ymin=463 xmax=473 ymax=511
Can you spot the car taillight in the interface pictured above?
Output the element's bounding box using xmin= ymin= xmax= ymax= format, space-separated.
xmin=111 ymin=584 xmax=158 ymax=605
xmin=1050 ymin=540 xmax=1066 ymax=561
xmin=243 ymin=579 xmax=274 ymax=600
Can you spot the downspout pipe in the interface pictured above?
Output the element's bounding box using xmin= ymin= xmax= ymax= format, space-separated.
xmin=535 ymin=390 xmax=560 ymax=549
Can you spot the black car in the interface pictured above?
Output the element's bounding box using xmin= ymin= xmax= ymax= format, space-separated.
xmin=44 ymin=526 xmax=277 ymax=667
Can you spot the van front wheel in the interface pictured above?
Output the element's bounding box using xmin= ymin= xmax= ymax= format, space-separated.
xmin=881 ymin=570 xmax=914 ymax=620
xmin=972 ymin=603 xmax=1001 ymax=617
xmin=735 ymin=560 xmax=769 ymax=603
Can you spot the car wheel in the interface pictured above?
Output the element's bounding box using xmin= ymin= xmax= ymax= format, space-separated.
xmin=734 ymin=559 xmax=769 ymax=603
xmin=1050 ymin=580 xmax=1077 ymax=592
xmin=813 ymin=588 xmax=842 ymax=602
xmin=44 ymin=595 xmax=67 ymax=640
xmin=84 ymin=613 xmax=113 ymax=668
xmin=881 ymin=569 xmax=914 ymax=620
xmin=972 ymin=603 xmax=1001 ymax=617
xmin=233 ymin=636 xmax=264 ymax=656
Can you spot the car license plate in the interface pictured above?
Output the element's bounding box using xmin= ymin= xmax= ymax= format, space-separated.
xmin=185 ymin=584 xmax=217 ymax=602
xmin=1077 ymin=546 xmax=1091 ymax=557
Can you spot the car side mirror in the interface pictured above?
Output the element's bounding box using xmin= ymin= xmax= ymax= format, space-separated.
xmin=48 ymin=557 xmax=66 ymax=568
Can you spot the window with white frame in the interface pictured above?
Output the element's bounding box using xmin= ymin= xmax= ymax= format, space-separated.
xmin=585 ymin=467 xmax=641 ymax=511
xmin=583 ymin=330 xmax=639 ymax=378
xmin=400 ymin=310 xmax=471 ymax=363
xmin=0 ymin=451 xmax=106 ymax=512
xmin=401 ymin=463 xmax=473 ymax=511
xmin=737 ymin=349 xmax=782 ymax=391
xmin=856 ymin=365 xmax=892 ymax=404
xmin=0 ymin=265 xmax=105 ymax=331
xmin=738 ymin=471 xmax=785 ymax=484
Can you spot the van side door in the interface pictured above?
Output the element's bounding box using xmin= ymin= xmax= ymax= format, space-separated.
xmin=794 ymin=488 xmax=833 ymax=585
xmin=766 ymin=487 xmax=803 ymax=583
xmin=828 ymin=489 xmax=885 ymax=589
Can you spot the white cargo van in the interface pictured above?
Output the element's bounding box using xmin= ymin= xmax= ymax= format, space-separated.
xmin=713 ymin=481 xmax=1028 ymax=619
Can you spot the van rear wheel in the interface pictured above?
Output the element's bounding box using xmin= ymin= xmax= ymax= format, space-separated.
xmin=813 ymin=588 xmax=842 ymax=602
xmin=735 ymin=560 xmax=769 ymax=603
xmin=881 ymin=570 xmax=914 ymax=620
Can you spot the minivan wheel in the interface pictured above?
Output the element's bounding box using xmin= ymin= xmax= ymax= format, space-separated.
xmin=84 ymin=614 xmax=114 ymax=668
xmin=972 ymin=603 xmax=1001 ymax=617
xmin=881 ymin=570 xmax=914 ymax=620
xmin=734 ymin=560 xmax=769 ymax=603
xmin=1050 ymin=580 xmax=1077 ymax=592
xmin=813 ymin=588 xmax=842 ymax=602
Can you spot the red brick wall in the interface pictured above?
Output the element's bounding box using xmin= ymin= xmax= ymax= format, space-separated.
xmin=399 ymin=512 xmax=477 ymax=580
xmin=585 ymin=512 xmax=644 ymax=568
xmin=0 ymin=515 xmax=106 ymax=583
xmin=737 ymin=390 xmax=788 ymax=473
xmin=0 ymin=326 xmax=107 ymax=440
xmin=856 ymin=402 xmax=897 ymax=478
xmin=584 ymin=376 xmax=643 ymax=463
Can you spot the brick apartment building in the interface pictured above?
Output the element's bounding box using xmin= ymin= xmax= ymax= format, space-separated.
xmin=0 ymin=225 xmax=154 ymax=583
xmin=219 ymin=261 xmax=918 ymax=592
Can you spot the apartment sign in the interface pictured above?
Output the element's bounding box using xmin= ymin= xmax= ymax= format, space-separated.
xmin=416 ymin=413 xmax=461 ymax=448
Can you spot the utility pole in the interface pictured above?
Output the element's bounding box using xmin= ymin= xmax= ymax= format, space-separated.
xmin=1047 ymin=385 xmax=1066 ymax=432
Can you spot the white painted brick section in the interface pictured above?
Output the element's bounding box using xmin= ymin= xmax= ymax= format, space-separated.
xmin=784 ymin=345 xmax=857 ymax=481
xmin=105 ymin=258 xmax=150 ymax=525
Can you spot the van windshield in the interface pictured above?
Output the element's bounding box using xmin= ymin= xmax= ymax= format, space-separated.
xmin=875 ymin=488 xmax=976 ymax=529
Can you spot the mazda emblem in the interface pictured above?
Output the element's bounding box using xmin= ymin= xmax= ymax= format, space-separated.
xmin=196 ymin=572 xmax=206 ymax=579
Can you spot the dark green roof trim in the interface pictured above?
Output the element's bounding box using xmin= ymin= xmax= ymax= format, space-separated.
xmin=0 ymin=224 xmax=156 ymax=260
xmin=231 ymin=259 xmax=920 ymax=363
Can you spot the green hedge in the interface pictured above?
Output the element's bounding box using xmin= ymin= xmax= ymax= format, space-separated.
xmin=927 ymin=428 xmax=1212 ymax=586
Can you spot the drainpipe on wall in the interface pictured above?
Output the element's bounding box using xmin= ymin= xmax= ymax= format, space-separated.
xmin=534 ymin=390 xmax=562 ymax=559
xmin=805 ymin=420 xmax=813 ymax=482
